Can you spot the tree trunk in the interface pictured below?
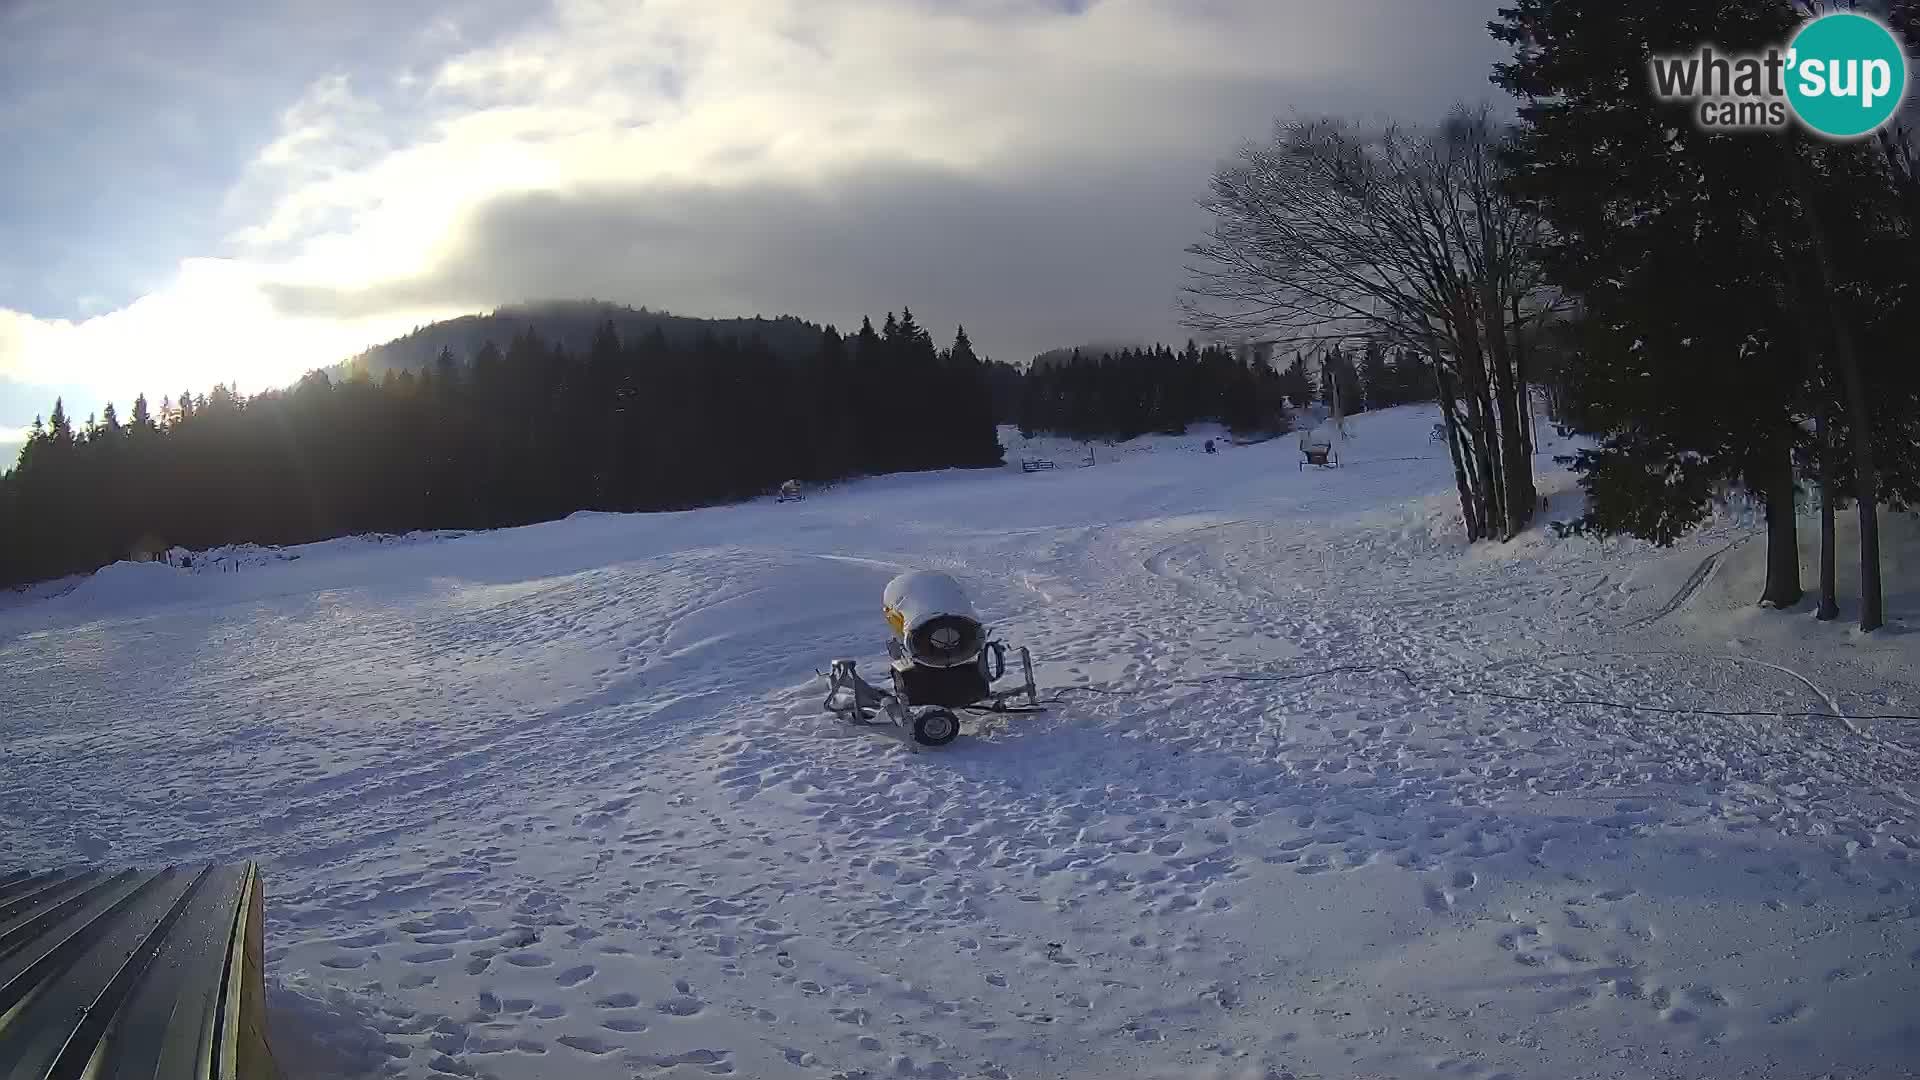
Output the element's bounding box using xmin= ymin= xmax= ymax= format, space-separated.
xmin=1758 ymin=440 xmax=1804 ymax=609
xmin=1832 ymin=323 xmax=1884 ymax=632
xmin=1457 ymin=372 xmax=1498 ymax=537
xmin=1452 ymin=297 xmax=1505 ymax=539
xmin=1791 ymin=153 xmax=1884 ymax=631
xmin=1433 ymin=361 xmax=1482 ymax=541
xmin=1816 ymin=400 xmax=1840 ymax=621
xmin=1474 ymin=367 xmax=1505 ymax=534
xmin=1512 ymin=295 xmax=1534 ymax=456
xmin=1480 ymin=287 xmax=1535 ymax=537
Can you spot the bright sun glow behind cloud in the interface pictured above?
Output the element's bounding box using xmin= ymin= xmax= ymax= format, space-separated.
xmin=0 ymin=260 xmax=456 ymax=398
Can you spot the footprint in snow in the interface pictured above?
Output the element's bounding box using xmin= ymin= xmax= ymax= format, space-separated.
xmin=631 ymin=1049 xmax=733 ymax=1074
xmin=1770 ymin=999 xmax=1810 ymax=1024
xmin=1684 ymin=985 xmax=1730 ymax=1007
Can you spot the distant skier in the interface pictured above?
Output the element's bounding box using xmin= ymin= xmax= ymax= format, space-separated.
xmin=1204 ymin=439 xmax=1217 ymax=455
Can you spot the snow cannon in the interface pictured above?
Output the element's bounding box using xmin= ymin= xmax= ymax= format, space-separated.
xmin=883 ymin=571 xmax=986 ymax=668
xmin=822 ymin=572 xmax=1040 ymax=746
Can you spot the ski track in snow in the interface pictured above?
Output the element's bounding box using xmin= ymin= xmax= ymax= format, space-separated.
xmin=4 ymin=408 xmax=1919 ymax=1080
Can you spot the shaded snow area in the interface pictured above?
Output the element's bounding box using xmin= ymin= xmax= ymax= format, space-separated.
xmin=5 ymin=404 xmax=1919 ymax=1080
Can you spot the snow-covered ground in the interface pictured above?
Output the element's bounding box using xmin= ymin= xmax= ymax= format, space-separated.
xmin=4 ymin=405 xmax=1918 ymax=1080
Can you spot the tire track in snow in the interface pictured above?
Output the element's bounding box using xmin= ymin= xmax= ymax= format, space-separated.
xmin=1620 ymin=534 xmax=1751 ymax=632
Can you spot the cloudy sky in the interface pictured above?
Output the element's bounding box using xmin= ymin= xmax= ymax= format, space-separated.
xmin=0 ymin=0 xmax=1508 ymax=463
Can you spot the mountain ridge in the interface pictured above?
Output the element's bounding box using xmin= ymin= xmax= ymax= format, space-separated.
xmin=334 ymin=299 xmax=832 ymax=378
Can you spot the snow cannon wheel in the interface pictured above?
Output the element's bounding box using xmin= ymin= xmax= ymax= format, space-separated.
xmin=912 ymin=709 xmax=960 ymax=746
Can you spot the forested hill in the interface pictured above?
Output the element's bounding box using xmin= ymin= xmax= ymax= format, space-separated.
xmin=338 ymin=300 xmax=830 ymax=380
xmin=0 ymin=308 xmax=1005 ymax=588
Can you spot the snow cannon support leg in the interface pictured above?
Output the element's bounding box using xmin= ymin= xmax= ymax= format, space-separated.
xmin=823 ymin=659 xmax=891 ymax=720
xmin=823 ymin=659 xmax=956 ymax=747
xmin=1015 ymin=646 xmax=1037 ymax=708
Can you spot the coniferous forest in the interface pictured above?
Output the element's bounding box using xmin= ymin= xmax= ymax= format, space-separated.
xmin=1017 ymin=344 xmax=1287 ymax=441
xmin=1490 ymin=0 xmax=1920 ymax=631
xmin=0 ymin=309 xmax=1005 ymax=587
xmin=1014 ymin=340 xmax=1434 ymax=442
xmin=0 ymin=295 xmax=1446 ymax=588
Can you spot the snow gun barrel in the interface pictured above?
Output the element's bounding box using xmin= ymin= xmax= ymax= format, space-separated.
xmin=882 ymin=571 xmax=986 ymax=668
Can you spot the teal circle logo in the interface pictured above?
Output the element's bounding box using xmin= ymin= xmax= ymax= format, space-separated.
xmin=1786 ymin=13 xmax=1908 ymax=138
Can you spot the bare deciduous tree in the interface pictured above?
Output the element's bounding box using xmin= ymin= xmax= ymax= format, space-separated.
xmin=1182 ymin=105 xmax=1555 ymax=540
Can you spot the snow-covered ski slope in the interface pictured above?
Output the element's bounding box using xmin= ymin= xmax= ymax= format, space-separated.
xmin=4 ymin=405 xmax=1918 ymax=1080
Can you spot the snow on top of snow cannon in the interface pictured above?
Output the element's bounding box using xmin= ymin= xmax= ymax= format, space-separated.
xmin=882 ymin=571 xmax=986 ymax=668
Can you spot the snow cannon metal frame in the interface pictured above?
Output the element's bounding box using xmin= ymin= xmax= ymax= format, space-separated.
xmin=822 ymin=571 xmax=1039 ymax=746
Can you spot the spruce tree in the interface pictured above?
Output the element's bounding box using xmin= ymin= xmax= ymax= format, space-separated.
xmin=1494 ymin=0 xmax=1811 ymax=605
xmin=49 ymin=399 xmax=72 ymax=445
xmin=1359 ymin=339 xmax=1392 ymax=409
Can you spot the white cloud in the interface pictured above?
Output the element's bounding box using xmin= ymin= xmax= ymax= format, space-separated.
xmin=0 ymin=259 xmax=461 ymax=400
xmin=0 ymin=425 xmax=31 ymax=472
xmin=1 ymin=0 xmax=1506 ymax=423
